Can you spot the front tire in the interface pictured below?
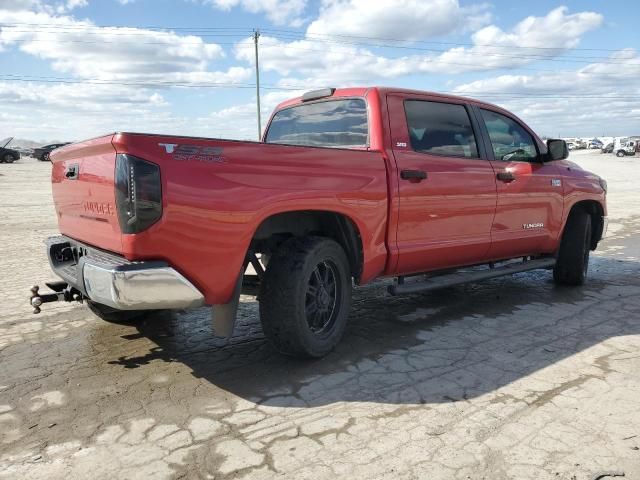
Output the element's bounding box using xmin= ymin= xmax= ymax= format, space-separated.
xmin=554 ymin=210 xmax=592 ymax=286
xmin=87 ymin=300 xmax=149 ymax=324
xmin=259 ymin=236 xmax=352 ymax=358
xmin=616 ymin=150 xmax=625 ymax=157
xmin=3 ymin=154 xmax=14 ymax=163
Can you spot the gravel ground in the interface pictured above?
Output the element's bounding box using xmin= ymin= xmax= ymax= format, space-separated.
xmin=1 ymin=150 xmax=639 ymax=480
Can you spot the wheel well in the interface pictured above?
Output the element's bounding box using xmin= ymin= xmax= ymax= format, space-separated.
xmin=567 ymin=200 xmax=605 ymax=250
xmin=250 ymin=211 xmax=364 ymax=282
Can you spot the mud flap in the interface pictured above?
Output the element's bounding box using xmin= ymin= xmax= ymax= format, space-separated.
xmin=211 ymin=272 xmax=243 ymax=339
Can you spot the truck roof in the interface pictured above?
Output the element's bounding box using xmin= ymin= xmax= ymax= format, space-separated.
xmin=274 ymin=86 xmax=504 ymax=113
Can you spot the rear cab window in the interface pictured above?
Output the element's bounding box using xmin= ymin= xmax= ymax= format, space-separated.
xmin=404 ymin=100 xmax=479 ymax=158
xmin=265 ymin=98 xmax=368 ymax=148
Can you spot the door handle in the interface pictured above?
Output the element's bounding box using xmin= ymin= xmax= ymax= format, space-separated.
xmin=496 ymin=171 xmax=515 ymax=182
xmin=400 ymin=169 xmax=427 ymax=181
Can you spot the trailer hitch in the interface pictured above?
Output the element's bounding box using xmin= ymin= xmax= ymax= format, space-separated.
xmin=29 ymin=282 xmax=84 ymax=314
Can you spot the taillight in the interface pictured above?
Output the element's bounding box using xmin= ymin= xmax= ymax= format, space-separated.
xmin=115 ymin=154 xmax=162 ymax=234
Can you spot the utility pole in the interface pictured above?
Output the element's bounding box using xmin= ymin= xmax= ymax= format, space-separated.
xmin=253 ymin=29 xmax=261 ymax=141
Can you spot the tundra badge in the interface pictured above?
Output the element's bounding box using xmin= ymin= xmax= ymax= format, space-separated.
xmin=523 ymin=223 xmax=545 ymax=229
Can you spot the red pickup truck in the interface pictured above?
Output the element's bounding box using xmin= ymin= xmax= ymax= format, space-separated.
xmin=32 ymin=87 xmax=607 ymax=358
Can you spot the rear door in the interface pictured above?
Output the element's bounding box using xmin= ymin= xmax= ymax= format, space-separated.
xmin=387 ymin=94 xmax=497 ymax=274
xmin=475 ymin=107 xmax=564 ymax=259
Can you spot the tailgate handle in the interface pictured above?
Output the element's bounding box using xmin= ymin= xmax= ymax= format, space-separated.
xmin=65 ymin=164 xmax=79 ymax=180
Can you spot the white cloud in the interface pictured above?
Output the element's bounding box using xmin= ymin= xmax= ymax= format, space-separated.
xmin=451 ymin=49 xmax=640 ymax=136
xmin=0 ymin=0 xmax=87 ymax=13
xmin=201 ymin=90 xmax=302 ymax=139
xmin=0 ymin=3 xmax=255 ymax=140
xmin=234 ymin=6 xmax=605 ymax=86
xmin=307 ymin=0 xmax=491 ymax=41
xmin=0 ymin=0 xmax=41 ymax=10
xmin=0 ymin=9 xmax=253 ymax=84
xmin=0 ymin=80 xmax=172 ymax=140
xmin=428 ymin=6 xmax=603 ymax=73
xmin=0 ymin=81 xmax=167 ymax=108
xmin=236 ymin=35 xmax=415 ymax=85
xmin=0 ymin=82 xmax=294 ymax=141
xmin=203 ymin=0 xmax=307 ymax=26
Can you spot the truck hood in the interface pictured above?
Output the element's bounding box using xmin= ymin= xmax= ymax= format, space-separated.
xmin=0 ymin=137 xmax=13 ymax=149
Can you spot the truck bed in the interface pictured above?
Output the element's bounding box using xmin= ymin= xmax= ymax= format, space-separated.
xmin=50 ymin=133 xmax=389 ymax=304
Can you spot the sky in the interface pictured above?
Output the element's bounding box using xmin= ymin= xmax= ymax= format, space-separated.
xmin=0 ymin=0 xmax=638 ymax=143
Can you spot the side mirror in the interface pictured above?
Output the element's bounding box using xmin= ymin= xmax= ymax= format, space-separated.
xmin=546 ymin=139 xmax=569 ymax=161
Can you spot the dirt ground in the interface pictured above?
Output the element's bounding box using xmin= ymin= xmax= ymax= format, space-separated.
xmin=1 ymin=150 xmax=639 ymax=480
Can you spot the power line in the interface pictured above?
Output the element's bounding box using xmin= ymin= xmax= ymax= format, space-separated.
xmin=2 ymin=22 xmax=638 ymax=69
xmin=0 ymin=27 xmax=628 ymax=63
xmin=1 ymin=75 xmax=639 ymax=101
xmin=2 ymin=35 xmax=638 ymax=69
xmin=1 ymin=22 xmax=634 ymax=57
xmin=0 ymin=74 xmax=302 ymax=90
xmin=259 ymin=28 xmax=632 ymax=53
xmin=0 ymin=22 xmax=629 ymax=53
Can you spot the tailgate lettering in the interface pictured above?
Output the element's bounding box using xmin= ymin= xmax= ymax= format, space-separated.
xmin=83 ymin=201 xmax=115 ymax=216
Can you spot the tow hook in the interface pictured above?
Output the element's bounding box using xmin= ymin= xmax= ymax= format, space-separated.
xmin=29 ymin=282 xmax=84 ymax=314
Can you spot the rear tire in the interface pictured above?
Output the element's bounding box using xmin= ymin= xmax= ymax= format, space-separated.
xmin=87 ymin=300 xmax=149 ymax=324
xmin=554 ymin=210 xmax=592 ymax=286
xmin=259 ymin=236 xmax=352 ymax=358
xmin=616 ymin=150 xmax=625 ymax=157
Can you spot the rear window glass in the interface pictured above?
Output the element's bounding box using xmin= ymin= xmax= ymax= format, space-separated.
xmin=265 ymin=98 xmax=368 ymax=148
xmin=404 ymin=100 xmax=479 ymax=158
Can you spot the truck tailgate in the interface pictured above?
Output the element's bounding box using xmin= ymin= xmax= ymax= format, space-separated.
xmin=50 ymin=135 xmax=122 ymax=253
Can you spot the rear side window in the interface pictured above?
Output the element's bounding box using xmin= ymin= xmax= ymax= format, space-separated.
xmin=480 ymin=109 xmax=538 ymax=162
xmin=265 ymin=98 xmax=368 ymax=148
xmin=404 ymin=100 xmax=479 ymax=158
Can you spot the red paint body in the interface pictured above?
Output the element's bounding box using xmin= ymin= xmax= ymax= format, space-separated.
xmin=50 ymin=87 xmax=607 ymax=304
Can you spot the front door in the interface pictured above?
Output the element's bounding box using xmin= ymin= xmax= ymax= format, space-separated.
xmin=477 ymin=107 xmax=565 ymax=259
xmin=388 ymin=94 xmax=498 ymax=274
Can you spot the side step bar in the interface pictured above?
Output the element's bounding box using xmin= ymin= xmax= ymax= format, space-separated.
xmin=388 ymin=257 xmax=556 ymax=296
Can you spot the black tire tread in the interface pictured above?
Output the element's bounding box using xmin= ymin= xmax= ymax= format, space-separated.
xmin=554 ymin=209 xmax=591 ymax=286
xmin=259 ymin=236 xmax=351 ymax=358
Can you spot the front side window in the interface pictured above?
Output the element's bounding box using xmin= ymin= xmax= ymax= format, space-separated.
xmin=480 ymin=109 xmax=538 ymax=162
xmin=404 ymin=100 xmax=479 ymax=158
xmin=265 ymin=98 xmax=368 ymax=148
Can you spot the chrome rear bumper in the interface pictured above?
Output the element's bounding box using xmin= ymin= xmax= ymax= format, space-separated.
xmin=46 ymin=236 xmax=204 ymax=310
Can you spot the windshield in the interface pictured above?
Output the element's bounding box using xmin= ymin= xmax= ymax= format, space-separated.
xmin=0 ymin=137 xmax=13 ymax=148
xmin=265 ymin=98 xmax=368 ymax=148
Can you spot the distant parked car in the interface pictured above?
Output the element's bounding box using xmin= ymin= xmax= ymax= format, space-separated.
xmin=15 ymin=147 xmax=33 ymax=156
xmin=33 ymin=143 xmax=71 ymax=161
xmin=567 ymin=142 xmax=576 ymax=150
xmin=614 ymin=138 xmax=637 ymax=157
xmin=588 ymin=139 xmax=603 ymax=149
xmin=0 ymin=137 xmax=21 ymax=163
xmin=601 ymin=143 xmax=614 ymax=154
